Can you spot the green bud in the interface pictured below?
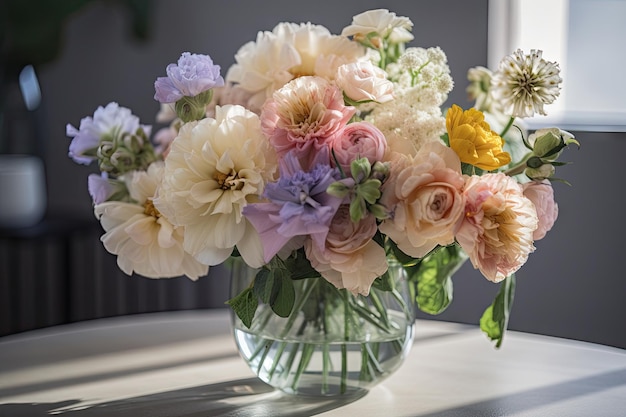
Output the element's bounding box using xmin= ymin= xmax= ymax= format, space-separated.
xmin=350 ymin=157 xmax=372 ymax=183
xmin=175 ymin=96 xmax=207 ymax=122
xmin=369 ymin=203 xmax=390 ymax=220
xmin=356 ymin=179 xmax=382 ymax=204
xmin=349 ymin=197 xmax=367 ymax=223
xmin=525 ymin=163 xmax=555 ymax=180
xmin=327 ymin=181 xmax=352 ymax=198
xmin=530 ymin=128 xmax=562 ymax=159
xmin=371 ymin=161 xmax=390 ymax=181
xmin=110 ymin=148 xmax=136 ymax=173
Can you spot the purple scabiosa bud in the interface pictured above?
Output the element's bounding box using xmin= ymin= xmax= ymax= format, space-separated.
xmin=154 ymin=52 xmax=224 ymax=103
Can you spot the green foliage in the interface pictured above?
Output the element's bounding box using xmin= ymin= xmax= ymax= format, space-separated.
xmin=480 ymin=274 xmax=516 ymax=348
xmin=226 ymin=287 xmax=257 ymax=329
xmin=402 ymin=244 xmax=467 ymax=315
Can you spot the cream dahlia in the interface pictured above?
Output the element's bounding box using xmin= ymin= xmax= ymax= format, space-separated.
xmin=225 ymin=22 xmax=365 ymax=113
xmin=154 ymin=104 xmax=277 ymax=268
xmin=95 ymin=162 xmax=208 ymax=279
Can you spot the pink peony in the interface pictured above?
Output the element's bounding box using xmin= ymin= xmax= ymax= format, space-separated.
xmin=455 ymin=173 xmax=539 ymax=282
xmin=261 ymin=76 xmax=356 ymax=170
xmin=522 ymin=180 xmax=558 ymax=240
xmin=330 ymin=121 xmax=387 ymax=174
xmin=335 ymin=61 xmax=394 ymax=104
xmin=305 ymin=206 xmax=387 ymax=296
xmin=379 ymin=141 xmax=465 ymax=258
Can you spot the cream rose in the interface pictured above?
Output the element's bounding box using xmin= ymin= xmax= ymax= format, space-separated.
xmin=336 ymin=61 xmax=394 ymax=104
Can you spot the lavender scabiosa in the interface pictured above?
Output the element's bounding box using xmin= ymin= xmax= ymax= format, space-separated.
xmin=243 ymin=150 xmax=343 ymax=263
xmin=66 ymin=102 xmax=156 ymax=176
xmin=154 ymin=52 xmax=225 ymax=122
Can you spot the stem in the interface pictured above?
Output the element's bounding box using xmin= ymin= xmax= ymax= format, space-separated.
xmin=503 ymin=155 xmax=530 ymax=177
xmin=341 ymin=290 xmax=350 ymax=394
xmin=322 ymin=344 xmax=330 ymax=395
xmin=292 ymin=343 xmax=315 ymax=391
xmin=500 ymin=116 xmax=515 ymax=137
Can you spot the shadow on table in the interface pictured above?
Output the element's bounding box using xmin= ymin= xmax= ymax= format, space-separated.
xmin=0 ymin=377 xmax=366 ymax=417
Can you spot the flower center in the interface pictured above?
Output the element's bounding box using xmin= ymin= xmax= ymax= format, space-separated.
xmin=215 ymin=170 xmax=244 ymax=191
xmin=144 ymin=199 xmax=160 ymax=218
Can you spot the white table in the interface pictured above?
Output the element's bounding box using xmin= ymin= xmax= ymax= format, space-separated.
xmin=1 ymin=309 xmax=624 ymax=416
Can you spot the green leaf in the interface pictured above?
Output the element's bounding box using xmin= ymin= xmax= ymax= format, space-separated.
xmin=410 ymin=245 xmax=467 ymax=315
xmin=270 ymin=268 xmax=295 ymax=317
xmin=480 ymin=274 xmax=516 ymax=348
xmin=285 ymin=253 xmax=322 ymax=280
xmin=226 ymin=287 xmax=258 ymax=329
xmin=253 ymin=268 xmax=274 ymax=304
xmin=372 ymin=270 xmax=393 ymax=292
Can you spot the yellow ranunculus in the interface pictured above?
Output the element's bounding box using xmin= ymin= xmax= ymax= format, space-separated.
xmin=446 ymin=104 xmax=511 ymax=171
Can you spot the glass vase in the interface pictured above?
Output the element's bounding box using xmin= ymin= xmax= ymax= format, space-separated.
xmin=229 ymin=258 xmax=415 ymax=397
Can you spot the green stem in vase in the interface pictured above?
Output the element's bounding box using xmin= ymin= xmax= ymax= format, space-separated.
xmin=292 ymin=342 xmax=315 ymax=391
xmin=341 ymin=289 xmax=350 ymax=394
xmin=322 ymin=343 xmax=330 ymax=395
xmin=268 ymin=341 xmax=287 ymax=380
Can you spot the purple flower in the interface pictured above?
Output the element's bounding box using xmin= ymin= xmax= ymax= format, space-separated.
xmin=88 ymin=173 xmax=114 ymax=204
xmin=154 ymin=52 xmax=225 ymax=103
xmin=67 ymin=102 xmax=149 ymax=165
xmin=243 ymin=151 xmax=342 ymax=263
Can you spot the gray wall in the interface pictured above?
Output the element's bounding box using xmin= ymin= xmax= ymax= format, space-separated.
xmin=4 ymin=0 xmax=625 ymax=349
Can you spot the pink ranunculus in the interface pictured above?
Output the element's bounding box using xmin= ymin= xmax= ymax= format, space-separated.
xmin=261 ymin=76 xmax=356 ymax=170
xmin=522 ymin=180 xmax=558 ymax=240
xmin=335 ymin=61 xmax=394 ymax=104
xmin=305 ymin=206 xmax=387 ymax=296
xmin=330 ymin=121 xmax=387 ymax=174
xmin=455 ymin=173 xmax=539 ymax=282
xmin=379 ymin=141 xmax=465 ymax=258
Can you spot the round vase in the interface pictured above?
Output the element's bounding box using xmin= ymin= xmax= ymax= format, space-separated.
xmin=229 ymin=258 xmax=415 ymax=397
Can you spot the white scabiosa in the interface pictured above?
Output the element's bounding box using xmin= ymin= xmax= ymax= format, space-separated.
xmin=491 ymin=49 xmax=562 ymax=118
xmin=95 ymin=161 xmax=208 ymax=279
xmin=154 ymin=104 xmax=278 ymax=268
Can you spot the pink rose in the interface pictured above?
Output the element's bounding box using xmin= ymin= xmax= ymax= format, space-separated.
xmin=305 ymin=206 xmax=387 ymax=296
xmin=335 ymin=61 xmax=394 ymax=103
xmin=330 ymin=121 xmax=387 ymax=174
xmin=261 ymin=76 xmax=355 ymax=170
xmin=379 ymin=141 xmax=465 ymax=258
xmin=455 ymin=173 xmax=539 ymax=282
xmin=522 ymin=180 xmax=558 ymax=240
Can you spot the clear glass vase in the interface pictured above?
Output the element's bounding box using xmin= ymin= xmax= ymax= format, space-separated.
xmin=229 ymin=258 xmax=415 ymax=397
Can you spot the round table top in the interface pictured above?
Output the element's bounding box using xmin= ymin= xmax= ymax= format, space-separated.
xmin=1 ymin=309 xmax=624 ymax=416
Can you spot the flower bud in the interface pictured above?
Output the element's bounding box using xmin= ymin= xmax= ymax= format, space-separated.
xmin=525 ymin=163 xmax=555 ymax=180
xmin=327 ymin=181 xmax=352 ymax=199
xmin=529 ymin=128 xmax=562 ymax=159
xmin=350 ymin=157 xmax=372 ymax=183
xmin=369 ymin=203 xmax=390 ymax=220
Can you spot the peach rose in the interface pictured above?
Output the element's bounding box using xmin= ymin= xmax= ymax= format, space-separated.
xmin=522 ymin=180 xmax=558 ymax=240
xmin=330 ymin=121 xmax=387 ymax=174
xmin=379 ymin=141 xmax=465 ymax=258
xmin=305 ymin=206 xmax=387 ymax=296
xmin=335 ymin=61 xmax=394 ymax=103
xmin=455 ymin=173 xmax=538 ymax=282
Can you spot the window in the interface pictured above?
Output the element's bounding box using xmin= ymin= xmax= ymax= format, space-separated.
xmin=488 ymin=0 xmax=626 ymax=132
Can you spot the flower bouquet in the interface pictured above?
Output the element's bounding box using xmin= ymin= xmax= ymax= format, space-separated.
xmin=67 ymin=9 xmax=578 ymax=395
